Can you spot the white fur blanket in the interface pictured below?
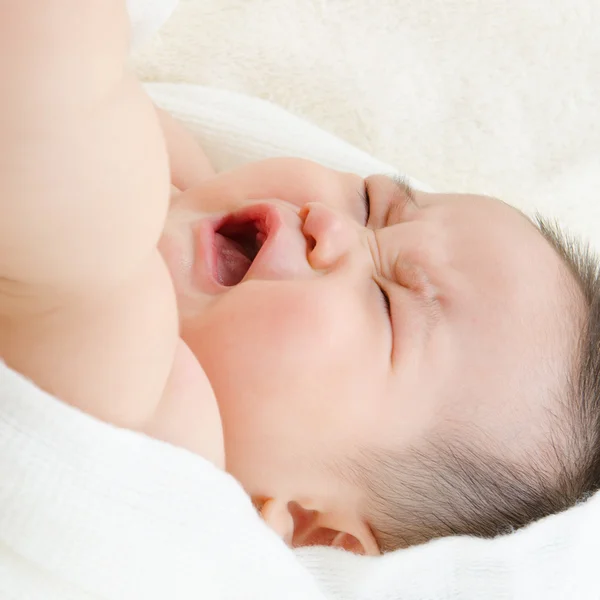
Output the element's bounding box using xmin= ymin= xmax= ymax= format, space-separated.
xmin=132 ymin=0 xmax=600 ymax=250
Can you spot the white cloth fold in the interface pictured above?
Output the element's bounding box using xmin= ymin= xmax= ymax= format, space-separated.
xmin=0 ymin=365 xmax=326 ymax=600
xmin=4 ymin=355 xmax=598 ymax=600
xmin=145 ymin=82 xmax=431 ymax=192
xmin=297 ymin=493 xmax=600 ymax=599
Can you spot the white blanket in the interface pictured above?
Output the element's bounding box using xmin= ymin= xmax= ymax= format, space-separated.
xmin=0 ymin=365 xmax=327 ymax=600
xmin=132 ymin=0 xmax=600 ymax=250
xmin=3 ymin=354 xmax=600 ymax=600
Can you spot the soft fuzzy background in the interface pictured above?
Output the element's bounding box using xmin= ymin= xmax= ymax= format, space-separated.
xmin=132 ymin=0 xmax=600 ymax=248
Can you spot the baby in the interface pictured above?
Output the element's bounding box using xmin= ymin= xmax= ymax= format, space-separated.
xmin=2 ymin=1 xmax=600 ymax=556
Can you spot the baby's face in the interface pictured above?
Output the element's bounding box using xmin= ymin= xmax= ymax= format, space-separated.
xmin=160 ymin=158 xmax=572 ymax=520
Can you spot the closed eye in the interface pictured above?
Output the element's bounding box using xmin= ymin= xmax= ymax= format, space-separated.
xmin=378 ymin=284 xmax=391 ymax=319
xmin=377 ymin=283 xmax=393 ymax=358
xmin=359 ymin=180 xmax=371 ymax=225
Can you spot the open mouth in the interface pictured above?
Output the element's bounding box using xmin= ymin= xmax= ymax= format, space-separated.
xmin=213 ymin=210 xmax=270 ymax=286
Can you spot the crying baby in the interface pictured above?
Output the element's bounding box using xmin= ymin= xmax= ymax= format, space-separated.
xmin=2 ymin=0 xmax=600 ymax=557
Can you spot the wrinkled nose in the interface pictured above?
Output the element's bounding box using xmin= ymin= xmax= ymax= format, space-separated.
xmin=300 ymin=202 xmax=357 ymax=271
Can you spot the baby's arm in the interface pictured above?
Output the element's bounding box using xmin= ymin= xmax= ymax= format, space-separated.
xmin=0 ymin=1 xmax=168 ymax=295
xmin=0 ymin=2 xmax=179 ymax=429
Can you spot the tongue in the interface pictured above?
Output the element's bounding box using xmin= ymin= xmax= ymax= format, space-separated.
xmin=214 ymin=232 xmax=252 ymax=286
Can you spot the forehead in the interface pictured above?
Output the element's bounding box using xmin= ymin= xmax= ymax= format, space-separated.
xmin=395 ymin=192 xmax=576 ymax=400
xmin=402 ymin=192 xmax=579 ymax=448
xmin=419 ymin=192 xmax=564 ymax=302
xmin=424 ymin=192 xmax=576 ymax=350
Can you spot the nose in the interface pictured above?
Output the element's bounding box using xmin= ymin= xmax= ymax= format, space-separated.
xmin=300 ymin=202 xmax=358 ymax=270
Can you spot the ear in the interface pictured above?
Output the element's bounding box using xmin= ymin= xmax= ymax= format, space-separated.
xmin=259 ymin=498 xmax=380 ymax=556
xmin=258 ymin=497 xmax=294 ymax=545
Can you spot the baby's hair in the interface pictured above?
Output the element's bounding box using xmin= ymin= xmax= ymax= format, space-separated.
xmin=349 ymin=216 xmax=600 ymax=552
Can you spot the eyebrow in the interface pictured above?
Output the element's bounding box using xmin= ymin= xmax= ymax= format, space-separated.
xmin=388 ymin=178 xmax=533 ymax=229
xmin=384 ymin=174 xmax=419 ymax=225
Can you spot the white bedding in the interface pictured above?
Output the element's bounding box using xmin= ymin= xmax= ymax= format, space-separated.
xmin=132 ymin=0 xmax=600 ymax=250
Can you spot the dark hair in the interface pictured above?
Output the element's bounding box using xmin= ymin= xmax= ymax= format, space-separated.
xmin=353 ymin=216 xmax=600 ymax=552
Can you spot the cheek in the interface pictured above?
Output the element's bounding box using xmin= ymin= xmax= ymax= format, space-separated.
xmin=182 ymin=281 xmax=383 ymax=439
xmin=190 ymin=283 xmax=353 ymax=391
